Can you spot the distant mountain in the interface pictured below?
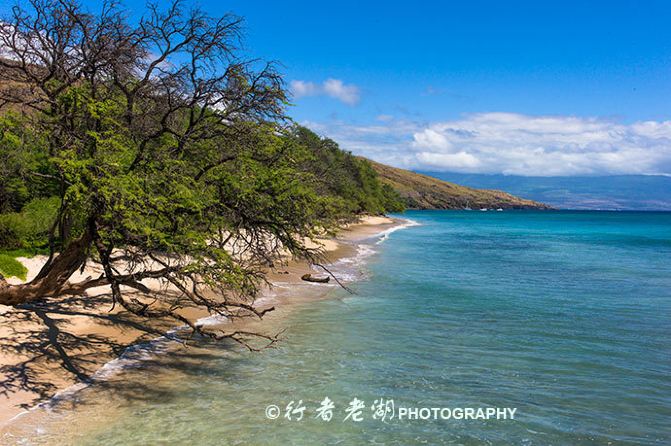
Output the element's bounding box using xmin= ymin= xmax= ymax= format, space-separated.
xmin=366 ymin=159 xmax=550 ymax=210
xmin=416 ymin=172 xmax=671 ymax=211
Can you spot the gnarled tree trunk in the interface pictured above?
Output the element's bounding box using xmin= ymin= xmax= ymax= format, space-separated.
xmin=0 ymin=231 xmax=91 ymax=306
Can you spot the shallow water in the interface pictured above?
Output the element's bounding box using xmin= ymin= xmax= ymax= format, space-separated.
xmin=4 ymin=211 xmax=671 ymax=445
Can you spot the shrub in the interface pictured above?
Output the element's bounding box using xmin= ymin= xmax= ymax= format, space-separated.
xmin=0 ymin=197 xmax=60 ymax=250
xmin=0 ymin=253 xmax=28 ymax=281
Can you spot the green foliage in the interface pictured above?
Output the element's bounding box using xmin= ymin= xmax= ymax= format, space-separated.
xmin=0 ymin=0 xmax=414 ymax=337
xmin=0 ymin=247 xmax=49 ymax=257
xmin=0 ymin=197 xmax=60 ymax=249
xmin=0 ymin=0 xmax=404 ymax=314
xmin=0 ymin=254 xmax=27 ymax=280
xmin=0 ymin=115 xmax=403 ymax=261
xmin=0 ymin=113 xmax=55 ymax=212
xmin=288 ymin=126 xmax=405 ymax=215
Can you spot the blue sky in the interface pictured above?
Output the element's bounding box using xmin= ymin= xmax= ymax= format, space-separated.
xmin=223 ymin=0 xmax=671 ymax=176
xmin=222 ymin=0 xmax=671 ymax=123
xmin=6 ymin=0 xmax=671 ymax=176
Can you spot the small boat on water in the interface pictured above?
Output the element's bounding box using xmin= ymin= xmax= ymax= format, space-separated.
xmin=496 ymin=208 xmax=503 ymax=211
xmin=480 ymin=208 xmax=488 ymax=211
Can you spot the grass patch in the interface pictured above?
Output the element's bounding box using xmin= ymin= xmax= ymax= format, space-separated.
xmin=0 ymin=254 xmax=28 ymax=280
xmin=1 ymin=247 xmax=49 ymax=258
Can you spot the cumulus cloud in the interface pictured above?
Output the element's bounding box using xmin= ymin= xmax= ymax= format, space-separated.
xmin=289 ymin=80 xmax=319 ymax=98
xmin=290 ymin=78 xmax=360 ymax=105
xmin=322 ymin=79 xmax=359 ymax=105
xmin=304 ymin=113 xmax=671 ymax=176
xmin=410 ymin=113 xmax=671 ymax=176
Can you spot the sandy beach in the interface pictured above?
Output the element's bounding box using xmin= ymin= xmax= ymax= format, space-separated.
xmin=0 ymin=215 xmax=400 ymax=427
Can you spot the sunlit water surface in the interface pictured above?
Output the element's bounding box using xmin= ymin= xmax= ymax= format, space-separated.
xmin=3 ymin=211 xmax=671 ymax=445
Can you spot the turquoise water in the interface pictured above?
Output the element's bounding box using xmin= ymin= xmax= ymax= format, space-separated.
xmin=5 ymin=211 xmax=671 ymax=445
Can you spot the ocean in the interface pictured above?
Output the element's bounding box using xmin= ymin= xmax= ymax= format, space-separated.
xmin=3 ymin=210 xmax=671 ymax=445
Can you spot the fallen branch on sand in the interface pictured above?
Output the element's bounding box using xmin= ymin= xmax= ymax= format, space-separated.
xmin=300 ymin=274 xmax=330 ymax=283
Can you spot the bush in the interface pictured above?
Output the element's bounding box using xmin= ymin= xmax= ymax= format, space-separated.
xmin=0 ymin=214 xmax=23 ymax=249
xmin=0 ymin=196 xmax=60 ymax=250
xmin=0 ymin=253 xmax=28 ymax=280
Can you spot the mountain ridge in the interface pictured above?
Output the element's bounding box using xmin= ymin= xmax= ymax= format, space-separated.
xmin=418 ymin=171 xmax=671 ymax=211
xmin=364 ymin=159 xmax=551 ymax=210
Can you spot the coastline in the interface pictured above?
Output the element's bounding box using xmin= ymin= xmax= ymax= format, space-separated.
xmin=0 ymin=215 xmax=405 ymax=428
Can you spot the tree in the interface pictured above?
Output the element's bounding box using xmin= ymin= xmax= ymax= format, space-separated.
xmin=288 ymin=126 xmax=405 ymax=214
xmin=0 ymin=0 xmax=341 ymax=346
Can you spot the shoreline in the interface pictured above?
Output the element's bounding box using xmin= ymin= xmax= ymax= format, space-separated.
xmin=0 ymin=215 xmax=407 ymax=428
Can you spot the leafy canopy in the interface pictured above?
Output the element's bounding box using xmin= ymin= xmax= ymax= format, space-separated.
xmin=0 ymin=0 xmax=403 ymax=340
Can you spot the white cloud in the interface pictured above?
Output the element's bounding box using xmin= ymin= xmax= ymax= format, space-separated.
xmin=322 ymin=79 xmax=359 ymax=105
xmin=410 ymin=113 xmax=671 ymax=175
xmin=412 ymin=129 xmax=452 ymax=152
xmin=376 ymin=114 xmax=394 ymax=122
xmin=302 ymin=113 xmax=671 ymax=176
xmin=290 ymin=80 xmax=319 ymax=98
xmin=416 ymin=151 xmax=481 ymax=169
xmin=290 ymin=78 xmax=360 ymax=105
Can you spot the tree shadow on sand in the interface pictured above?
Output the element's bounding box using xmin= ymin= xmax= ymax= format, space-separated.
xmin=0 ymin=294 xmax=250 ymax=412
